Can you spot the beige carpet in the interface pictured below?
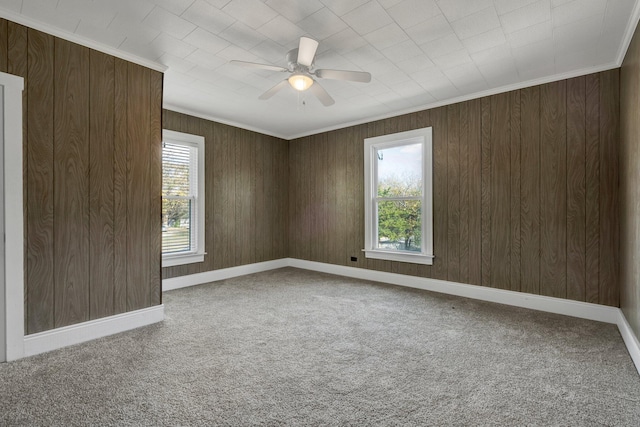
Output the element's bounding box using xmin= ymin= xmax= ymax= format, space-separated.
xmin=1 ymin=267 xmax=639 ymax=426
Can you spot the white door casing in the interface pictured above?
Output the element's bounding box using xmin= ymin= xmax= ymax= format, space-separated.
xmin=0 ymin=84 xmax=4 ymax=362
xmin=0 ymin=71 xmax=25 ymax=362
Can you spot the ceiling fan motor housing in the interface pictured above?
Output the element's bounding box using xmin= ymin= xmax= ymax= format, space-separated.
xmin=287 ymin=48 xmax=312 ymax=73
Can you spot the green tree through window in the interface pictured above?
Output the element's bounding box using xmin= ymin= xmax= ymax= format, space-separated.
xmin=377 ymin=173 xmax=422 ymax=251
xmin=364 ymin=126 xmax=434 ymax=265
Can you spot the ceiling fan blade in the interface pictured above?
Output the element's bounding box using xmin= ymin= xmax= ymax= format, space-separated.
xmin=308 ymin=81 xmax=335 ymax=106
xmin=315 ymin=68 xmax=372 ymax=83
xmin=259 ymin=80 xmax=289 ymax=100
xmin=297 ymin=37 xmax=319 ymax=67
xmin=229 ymin=60 xmax=288 ymax=73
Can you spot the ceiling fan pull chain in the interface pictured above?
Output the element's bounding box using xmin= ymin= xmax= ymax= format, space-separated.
xmin=297 ymin=91 xmax=306 ymax=111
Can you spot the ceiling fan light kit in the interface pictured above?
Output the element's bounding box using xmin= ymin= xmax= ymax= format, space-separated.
xmin=230 ymin=36 xmax=371 ymax=107
xmin=288 ymin=74 xmax=314 ymax=91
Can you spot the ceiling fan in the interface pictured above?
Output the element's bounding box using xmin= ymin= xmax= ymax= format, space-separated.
xmin=230 ymin=37 xmax=372 ymax=106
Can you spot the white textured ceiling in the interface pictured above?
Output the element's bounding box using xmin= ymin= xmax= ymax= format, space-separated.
xmin=0 ymin=0 xmax=637 ymax=139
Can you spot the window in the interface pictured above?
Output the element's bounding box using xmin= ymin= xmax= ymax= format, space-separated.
xmin=162 ymin=130 xmax=205 ymax=267
xmin=364 ymin=127 xmax=434 ymax=265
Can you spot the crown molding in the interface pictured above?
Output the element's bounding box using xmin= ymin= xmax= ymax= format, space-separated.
xmin=616 ymin=0 xmax=640 ymax=67
xmin=162 ymin=103 xmax=288 ymax=140
xmin=286 ymin=62 xmax=620 ymax=140
xmin=0 ymin=7 xmax=167 ymax=73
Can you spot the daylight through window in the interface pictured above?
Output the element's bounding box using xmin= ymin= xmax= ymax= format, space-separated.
xmin=364 ymin=127 xmax=434 ymax=265
xmin=162 ymin=130 xmax=205 ymax=267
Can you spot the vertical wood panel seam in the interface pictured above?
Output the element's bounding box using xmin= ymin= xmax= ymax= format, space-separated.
xmin=111 ymin=58 xmax=116 ymax=314
xmin=583 ymin=81 xmax=587 ymax=301
xmin=125 ymin=65 xmax=129 ymax=310
xmin=584 ymin=78 xmax=589 ymax=301
xmin=508 ymin=95 xmax=511 ymax=290
xmin=565 ymin=82 xmax=568 ymax=299
xmin=52 ymin=36 xmax=56 ymax=326
xmin=486 ymin=100 xmax=492 ymax=286
xmin=518 ymin=90 xmax=521 ymax=291
xmin=538 ymin=86 xmax=542 ymax=293
xmin=518 ymin=90 xmax=523 ymax=292
xmin=25 ymin=24 xmax=29 ymax=331
xmin=149 ymin=73 xmax=152 ymax=305
xmin=22 ymin=23 xmax=28 ymax=331
xmin=596 ymin=75 xmax=601 ymax=302
xmin=88 ymin=51 xmax=92 ymax=316
xmin=511 ymin=90 xmax=521 ymax=292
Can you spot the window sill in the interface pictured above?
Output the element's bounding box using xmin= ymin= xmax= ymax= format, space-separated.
xmin=363 ymin=249 xmax=434 ymax=265
xmin=162 ymin=253 xmax=205 ymax=267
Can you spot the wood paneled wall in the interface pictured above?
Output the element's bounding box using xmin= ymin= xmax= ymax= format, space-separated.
xmin=620 ymin=23 xmax=640 ymax=337
xmin=290 ymin=70 xmax=620 ymax=307
xmin=161 ymin=110 xmax=289 ymax=279
xmin=0 ymin=19 xmax=163 ymax=334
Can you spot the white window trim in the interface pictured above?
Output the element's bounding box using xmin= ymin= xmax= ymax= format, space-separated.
xmin=162 ymin=129 xmax=206 ymax=267
xmin=363 ymin=127 xmax=434 ymax=265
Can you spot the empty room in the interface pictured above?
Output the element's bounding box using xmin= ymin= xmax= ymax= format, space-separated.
xmin=1 ymin=0 xmax=640 ymax=425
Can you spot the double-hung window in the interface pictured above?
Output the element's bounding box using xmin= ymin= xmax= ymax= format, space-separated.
xmin=364 ymin=127 xmax=434 ymax=265
xmin=161 ymin=130 xmax=205 ymax=267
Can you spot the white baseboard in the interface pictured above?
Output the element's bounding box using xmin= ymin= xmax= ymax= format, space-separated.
xmin=162 ymin=259 xmax=289 ymax=292
xmin=10 ymin=257 xmax=640 ymax=377
xmin=23 ymin=305 xmax=165 ymax=358
xmin=616 ymin=310 xmax=640 ymax=374
xmin=286 ymin=258 xmax=640 ymax=375
xmin=287 ymin=259 xmax=620 ymax=323
xmin=161 ymin=257 xmax=640 ymax=375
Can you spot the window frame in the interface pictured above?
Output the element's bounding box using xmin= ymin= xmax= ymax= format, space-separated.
xmin=363 ymin=127 xmax=434 ymax=265
xmin=161 ymin=129 xmax=206 ymax=267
